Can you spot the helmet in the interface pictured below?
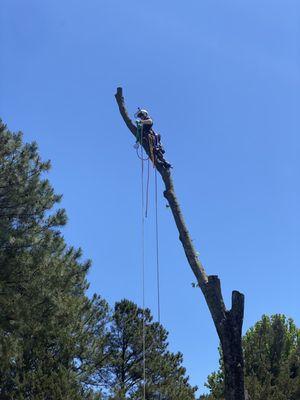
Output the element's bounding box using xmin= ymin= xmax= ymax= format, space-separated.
xmin=134 ymin=108 xmax=149 ymax=118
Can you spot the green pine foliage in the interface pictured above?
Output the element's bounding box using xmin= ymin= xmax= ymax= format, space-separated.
xmin=202 ymin=314 xmax=300 ymax=400
xmin=102 ymin=299 xmax=197 ymax=400
xmin=243 ymin=314 xmax=300 ymax=400
xmin=0 ymin=121 xmax=108 ymax=399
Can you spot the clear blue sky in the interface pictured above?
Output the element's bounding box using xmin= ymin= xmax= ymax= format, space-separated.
xmin=1 ymin=0 xmax=299 ymax=394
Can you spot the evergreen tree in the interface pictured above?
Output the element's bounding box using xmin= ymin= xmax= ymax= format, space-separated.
xmin=202 ymin=314 xmax=300 ymax=400
xmin=100 ymin=299 xmax=197 ymax=400
xmin=0 ymin=120 xmax=108 ymax=399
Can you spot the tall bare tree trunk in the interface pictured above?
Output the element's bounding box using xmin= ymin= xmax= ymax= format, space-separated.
xmin=115 ymin=87 xmax=246 ymax=400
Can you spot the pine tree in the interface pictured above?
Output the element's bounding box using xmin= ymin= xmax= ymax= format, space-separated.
xmin=202 ymin=314 xmax=300 ymax=400
xmin=99 ymin=299 xmax=197 ymax=399
xmin=0 ymin=120 xmax=108 ymax=399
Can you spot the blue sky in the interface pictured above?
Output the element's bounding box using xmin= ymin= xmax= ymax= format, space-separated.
xmin=1 ymin=0 xmax=299 ymax=394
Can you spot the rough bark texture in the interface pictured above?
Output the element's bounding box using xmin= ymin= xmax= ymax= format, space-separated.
xmin=115 ymin=87 xmax=246 ymax=400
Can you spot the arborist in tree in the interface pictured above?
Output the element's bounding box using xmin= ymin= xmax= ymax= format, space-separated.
xmin=134 ymin=108 xmax=172 ymax=169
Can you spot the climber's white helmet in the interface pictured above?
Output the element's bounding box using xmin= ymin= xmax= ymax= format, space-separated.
xmin=134 ymin=108 xmax=149 ymax=118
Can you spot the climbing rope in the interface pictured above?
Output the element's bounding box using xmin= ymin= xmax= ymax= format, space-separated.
xmin=136 ymin=146 xmax=149 ymax=161
xmin=155 ymin=166 xmax=162 ymax=400
xmin=137 ymin=126 xmax=162 ymax=400
xmin=154 ymin=167 xmax=161 ymax=325
xmin=145 ymin=159 xmax=150 ymax=218
xmin=140 ymin=138 xmax=147 ymax=400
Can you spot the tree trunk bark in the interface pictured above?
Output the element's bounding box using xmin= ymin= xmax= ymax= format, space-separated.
xmin=115 ymin=87 xmax=246 ymax=400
